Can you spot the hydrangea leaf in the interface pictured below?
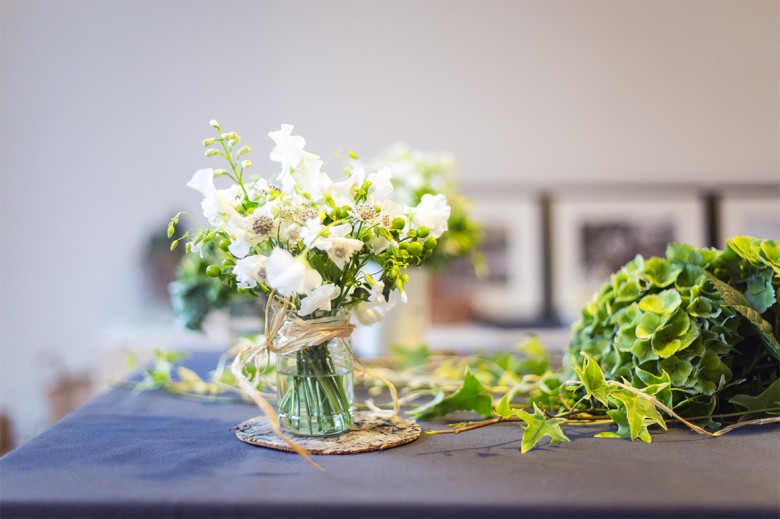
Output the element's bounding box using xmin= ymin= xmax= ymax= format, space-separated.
xmin=608 ymin=388 xmax=667 ymax=441
xmin=515 ymin=403 xmax=570 ymax=453
xmin=639 ymin=289 xmax=682 ymax=315
xmin=644 ymin=257 xmax=682 ymax=288
xmin=759 ymin=240 xmax=780 ymax=275
xmin=729 ymin=379 xmax=780 ymax=418
xmin=658 ymin=356 xmax=694 ymax=386
xmin=410 ymin=368 xmax=493 ymax=420
xmin=636 ymin=312 xmax=663 ymax=340
xmin=572 ymin=353 xmax=609 ymax=406
xmin=745 ymin=270 xmax=776 ymax=314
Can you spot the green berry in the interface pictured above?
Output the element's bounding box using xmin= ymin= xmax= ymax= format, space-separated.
xmin=218 ymin=239 xmax=231 ymax=251
xmin=392 ymin=217 xmax=406 ymax=230
xmin=423 ymin=237 xmax=438 ymax=250
xmin=407 ymin=242 xmax=423 ymax=256
xmin=417 ymin=226 xmax=430 ymax=238
xmin=206 ymin=265 xmax=221 ymax=277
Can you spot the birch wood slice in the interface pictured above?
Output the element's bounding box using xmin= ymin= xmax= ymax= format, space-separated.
xmin=235 ymin=411 xmax=421 ymax=455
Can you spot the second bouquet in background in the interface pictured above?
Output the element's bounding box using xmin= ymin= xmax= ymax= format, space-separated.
xmin=171 ymin=121 xmax=450 ymax=436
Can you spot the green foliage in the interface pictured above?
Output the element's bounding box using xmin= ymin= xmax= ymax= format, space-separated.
xmin=567 ymin=236 xmax=779 ymax=421
xmin=510 ymin=402 xmax=570 ymax=453
xmin=406 ymin=236 xmax=779 ymax=454
xmin=169 ymin=241 xmax=255 ymax=331
xmin=410 ymin=368 xmax=494 ymax=420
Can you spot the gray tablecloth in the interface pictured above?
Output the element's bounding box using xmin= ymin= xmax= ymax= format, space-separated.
xmin=1 ymin=352 xmax=779 ymax=518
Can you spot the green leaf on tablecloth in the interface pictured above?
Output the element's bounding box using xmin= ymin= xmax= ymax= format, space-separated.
xmin=514 ymin=403 xmax=570 ymax=453
xmin=607 ymin=388 xmax=667 ymax=441
xmin=410 ymin=368 xmax=493 ymax=420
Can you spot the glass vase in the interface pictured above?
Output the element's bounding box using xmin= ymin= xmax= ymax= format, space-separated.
xmin=275 ymin=315 xmax=354 ymax=437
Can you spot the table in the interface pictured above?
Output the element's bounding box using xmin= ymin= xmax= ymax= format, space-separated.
xmin=1 ymin=352 xmax=779 ymax=518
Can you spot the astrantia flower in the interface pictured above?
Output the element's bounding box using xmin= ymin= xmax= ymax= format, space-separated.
xmin=312 ymin=224 xmax=365 ymax=269
xmin=410 ymin=193 xmax=450 ymax=239
xmin=298 ymin=283 xmax=340 ymax=316
xmin=233 ymin=254 xmax=268 ymax=289
xmin=265 ymin=248 xmax=322 ymax=296
xmin=226 ymin=205 xmax=278 ymax=258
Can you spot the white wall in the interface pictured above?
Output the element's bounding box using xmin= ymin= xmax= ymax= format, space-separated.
xmin=1 ymin=0 xmax=778 ymax=445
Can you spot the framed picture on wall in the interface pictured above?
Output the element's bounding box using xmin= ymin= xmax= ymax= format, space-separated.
xmin=466 ymin=194 xmax=545 ymax=325
xmin=551 ymin=192 xmax=706 ymax=325
xmin=718 ymin=194 xmax=780 ymax=247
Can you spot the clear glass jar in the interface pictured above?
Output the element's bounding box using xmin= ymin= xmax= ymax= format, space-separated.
xmin=275 ymin=316 xmax=354 ymax=436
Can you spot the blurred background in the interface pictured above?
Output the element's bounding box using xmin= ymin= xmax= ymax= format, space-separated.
xmin=1 ymin=0 xmax=778 ymax=453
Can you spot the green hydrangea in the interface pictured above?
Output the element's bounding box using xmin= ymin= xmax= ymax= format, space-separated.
xmin=567 ymin=236 xmax=779 ymax=418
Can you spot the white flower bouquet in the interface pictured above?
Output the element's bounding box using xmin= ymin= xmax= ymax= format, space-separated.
xmin=170 ymin=121 xmax=450 ymax=436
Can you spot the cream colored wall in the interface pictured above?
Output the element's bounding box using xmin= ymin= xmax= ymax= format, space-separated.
xmin=1 ymin=0 xmax=778 ymax=445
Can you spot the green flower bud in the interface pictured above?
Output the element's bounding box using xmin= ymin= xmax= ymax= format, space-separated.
xmin=348 ymin=151 xmax=359 ymax=159
xmin=241 ymin=159 xmax=252 ymax=169
xmin=392 ymin=217 xmax=406 ymax=230
xmin=417 ymin=226 xmax=430 ymax=238
xmin=202 ymin=137 xmax=217 ymax=147
xmin=213 ymin=168 xmax=228 ymax=177
xmin=205 ymin=148 xmax=220 ymax=157
xmin=206 ymin=265 xmax=221 ymax=277
xmin=364 ymin=273 xmax=376 ymax=286
xmin=209 ymin=119 xmax=220 ymax=129
xmin=237 ymin=145 xmax=252 ymax=157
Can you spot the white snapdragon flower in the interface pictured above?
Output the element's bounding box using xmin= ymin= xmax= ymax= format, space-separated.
xmin=187 ymin=168 xmax=241 ymax=225
xmin=232 ymin=254 xmax=268 ymax=289
xmin=410 ymin=193 xmax=450 ymax=238
xmin=265 ymin=248 xmax=322 ymax=297
xmin=298 ymin=283 xmax=340 ymax=316
xmin=313 ymin=224 xmax=365 ymax=270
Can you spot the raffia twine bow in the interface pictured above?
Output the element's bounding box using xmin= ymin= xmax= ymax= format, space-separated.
xmin=230 ymin=291 xmax=400 ymax=471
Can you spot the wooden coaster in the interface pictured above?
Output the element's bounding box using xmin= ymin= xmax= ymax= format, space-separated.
xmin=235 ymin=410 xmax=421 ymax=455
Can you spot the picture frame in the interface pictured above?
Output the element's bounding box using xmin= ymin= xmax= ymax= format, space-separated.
xmin=457 ymin=193 xmax=545 ymax=325
xmin=718 ymin=193 xmax=780 ymax=247
xmin=551 ymin=191 xmax=707 ymax=325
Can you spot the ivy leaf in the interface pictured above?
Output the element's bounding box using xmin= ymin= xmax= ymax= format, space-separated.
xmin=607 ymin=387 xmax=667 ymax=441
xmin=729 ymin=379 xmax=780 ymax=419
xmin=572 ymin=353 xmax=609 ymax=406
xmin=409 ymin=368 xmax=493 ymax=420
xmin=494 ymin=394 xmax=519 ymax=419
xmin=515 ymin=403 xmax=570 ymax=453
xmin=597 ymin=409 xmax=652 ymax=442
xmin=705 ymin=272 xmax=780 ymax=360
